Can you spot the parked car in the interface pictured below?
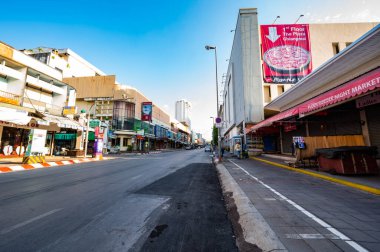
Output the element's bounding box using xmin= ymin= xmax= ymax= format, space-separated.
xmin=185 ymin=145 xmax=192 ymax=150
xmin=204 ymin=146 xmax=211 ymax=152
xmin=109 ymin=146 xmax=121 ymax=154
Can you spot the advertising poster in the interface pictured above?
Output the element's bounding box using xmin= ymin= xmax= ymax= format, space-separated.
xmin=141 ymin=102 xmax=153 ymax=121
xmin=24 ymin=129 xmax=47 ymax=156
xmin=261 ymin=24 xmax=312 ymax=83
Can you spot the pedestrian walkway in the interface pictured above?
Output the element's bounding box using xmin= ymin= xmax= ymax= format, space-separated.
xmin=255 ymin=154 xmax=380 ymax=192
xmin=220 ymin=157 xmax=380 ymax=251
xmin=0 ymin=155 xmax=109 ymax=174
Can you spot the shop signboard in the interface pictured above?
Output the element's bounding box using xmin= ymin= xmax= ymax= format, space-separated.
xmin=89 ymin=119 xmax=101 ymax=128
xmin=261 ymin=24 xmax=312 ymax=84
xmin=63 ymin=106 xmax=77 ymax=115
xmin=24 ymin=129 xmax=47 ymax=156
xmin=141 ymin=102 xmax=153 ymax=122
xmin=284 ymin=123 xmax=297 ymax=132
xmin=94 ymin=138 xmax=103 ymax=155
xmin=356 ymin=91 xmax=380 ymax=108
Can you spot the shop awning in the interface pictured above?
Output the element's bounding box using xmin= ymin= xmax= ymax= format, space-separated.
xmin=248 ymin=107 xmax=299 ymax=133
xmin=298 ymin=68 xmax=380 ymax=117
xmin=0 ymin=107 xmax=32 ymax=125
xmin=42 ymin=113 xmax=83 ymax=129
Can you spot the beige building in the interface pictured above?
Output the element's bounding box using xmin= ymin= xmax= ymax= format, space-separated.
xmin=221 ymin=8 xmax=379 ymax=152
xmin=63 ymin=75 xmax=171 ymax=151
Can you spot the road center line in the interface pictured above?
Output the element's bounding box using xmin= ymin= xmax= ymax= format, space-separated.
xmin=228 ymin=160 xmax=368 ymax=252
xmin=1 ymin=208 xmax=63 ymax=235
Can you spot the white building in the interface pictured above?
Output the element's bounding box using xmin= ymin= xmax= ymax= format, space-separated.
xmin=175 ymin=99 xmax=191 ymax=127
xmin=22 ymin=47 xmax=105 ymax=78
xmin=0 ymin=41 xmax=80 ymax=157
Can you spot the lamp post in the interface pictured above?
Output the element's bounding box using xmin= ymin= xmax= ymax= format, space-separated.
xmin=205 ymin=45 xmax=221 ymax=160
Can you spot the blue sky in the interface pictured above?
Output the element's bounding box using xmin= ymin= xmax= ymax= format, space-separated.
xmin=1 ymin=0 xmax=379 ymax=139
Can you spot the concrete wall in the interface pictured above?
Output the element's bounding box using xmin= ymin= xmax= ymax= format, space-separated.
xmin=309 ymin=22 xmax=379 ymax=70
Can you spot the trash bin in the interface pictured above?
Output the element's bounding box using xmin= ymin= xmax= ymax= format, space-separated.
xmin=316 ymin=146 xmax=378 ymax=174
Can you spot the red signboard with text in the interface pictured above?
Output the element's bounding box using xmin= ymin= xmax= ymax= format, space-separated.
xmin=261 ymin=24 xmax=312 ymax=83
xmin=141 ymin=102 xmax=153 ymax=122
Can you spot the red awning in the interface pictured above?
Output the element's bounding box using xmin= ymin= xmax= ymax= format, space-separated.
xmin=298 ymin=68 xmax=380 ymax=116
xmin=248 ymin=68 xmax=380 ymax=133
xmin=248 ymin=107 xmax=299 ymax=133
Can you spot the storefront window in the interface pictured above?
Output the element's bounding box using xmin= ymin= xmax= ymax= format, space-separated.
xmin=1 ymin=127 xmax=30 ymax=156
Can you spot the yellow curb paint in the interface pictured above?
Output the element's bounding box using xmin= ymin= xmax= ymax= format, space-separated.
xmin=251 ymin=157 xmax=380 ymax=196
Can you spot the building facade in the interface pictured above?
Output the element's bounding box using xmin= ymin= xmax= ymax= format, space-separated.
xmin=221 ymin=8 xmax=379 ymax=152
xmin=249 ymin=24 xmax=380 ymax=168
xmin=0 ymin=42 xmax=80 ymax=158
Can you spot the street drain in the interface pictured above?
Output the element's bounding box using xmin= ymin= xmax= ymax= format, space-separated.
xmin=149 ymin=224 xmax=168 ymax=239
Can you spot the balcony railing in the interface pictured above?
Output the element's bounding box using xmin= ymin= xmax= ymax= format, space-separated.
xmin=0 ymin=90 xmax=21 ymax=106
xmin=22 ymin=98 xmax=63 ymax=115
xmin=0 ymin=64 xmax=25 ymax=80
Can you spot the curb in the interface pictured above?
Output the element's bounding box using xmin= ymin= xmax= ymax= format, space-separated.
xmin=215 ymin=162 xmax=287 ymax=252
xmin=251 ymin=157 xmax=380 ymax=196
xmin=0 ymin=157 xmax=109 ymax=174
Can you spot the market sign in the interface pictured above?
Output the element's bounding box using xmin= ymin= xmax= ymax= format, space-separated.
xmin=284 ymin=123 xmax=297 ymax=132
xmin=356 ymin=91 xmax=380 ymax=108
xmin=299 ymin=68 xmax=380 ymax=116
xmin=261 ymin=24 xmax=312 ymax=84
xmin=141 ymin=102 xmax=153 ymax=122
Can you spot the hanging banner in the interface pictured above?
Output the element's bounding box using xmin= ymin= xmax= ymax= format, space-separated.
xmin=141 ymin=102 xmax=153 ymax=122
xmin=261 ymin=24 xmax=312 ymax=84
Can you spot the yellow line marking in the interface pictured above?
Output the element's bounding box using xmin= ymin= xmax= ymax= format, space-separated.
xmin=251 ymin=157 xmax=380 ymax=196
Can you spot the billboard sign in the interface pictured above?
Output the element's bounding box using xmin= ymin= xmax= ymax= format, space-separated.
xmin=141 ymin=102 xmax=153 ymax=122
xmin=261 ymin=24 xmax=312 ymax=84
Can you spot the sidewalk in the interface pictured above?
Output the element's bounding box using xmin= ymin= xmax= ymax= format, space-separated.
xmin=257 ymin=154 xmax=380 ymax=191
xmin=0 ymin=155 xmax=109 ymax=174
xmin=216 ymin=156 xmax=380 ymax=251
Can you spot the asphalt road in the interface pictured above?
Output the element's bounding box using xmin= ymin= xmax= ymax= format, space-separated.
xmin=0 ymin=150 xmax=237 ymax=252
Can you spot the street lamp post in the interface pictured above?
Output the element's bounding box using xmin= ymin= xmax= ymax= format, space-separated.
xmin=205 ymin=45 xmax=221 ymax=161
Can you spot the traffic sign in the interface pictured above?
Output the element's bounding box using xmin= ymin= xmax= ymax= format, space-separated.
xmin=215 ymin=117 xmax=222 ymax=123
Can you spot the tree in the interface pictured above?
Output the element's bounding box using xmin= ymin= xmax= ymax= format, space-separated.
xmin=212 ymin=125 xmax=218 ymax=146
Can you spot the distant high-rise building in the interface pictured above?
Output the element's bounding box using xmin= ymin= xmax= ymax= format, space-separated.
xmin=175 ymin=99 xmax=191 ymax=127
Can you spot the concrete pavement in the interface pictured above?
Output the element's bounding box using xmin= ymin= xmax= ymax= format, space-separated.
xmin=217 ymin=156 xmax=380 ymax=251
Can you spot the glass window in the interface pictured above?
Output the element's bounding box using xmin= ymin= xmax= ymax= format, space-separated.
xmin=123 ymin=138 xmax=128 ymax=146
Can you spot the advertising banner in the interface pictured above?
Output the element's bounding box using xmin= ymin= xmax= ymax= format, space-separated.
xmin=141 ymin=102 xmax=153 ymax=122
xmin=24 ymin=129 xmax=47 ymax=156
xmin=261 ymin=24 xmax=312 ymax=83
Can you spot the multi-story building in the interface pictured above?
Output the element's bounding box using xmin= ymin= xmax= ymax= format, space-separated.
xmin=25 ymin=47 xmax=190 ymax=152
xmin=175 ymin=99 xmax=191 ymax=127
xmin=221 ymin=8 xmax=379 ymax=151
xmin=248 ymin=24 xmax=380 ymax=168
xmin=0 ymin=42 xmax=80 ymax=158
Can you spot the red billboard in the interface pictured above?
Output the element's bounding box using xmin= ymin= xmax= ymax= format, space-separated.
xmin=141 ymin=102 xmax=153 ymax=122
xmin=261 ymin=24 xmax=312 ymax=84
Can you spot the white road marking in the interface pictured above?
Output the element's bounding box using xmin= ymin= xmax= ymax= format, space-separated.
xmin=228 ymin=160 xmax=369 ymax=252
xmin=1 ymin=208 xmax=63 ymax=235
xmin=285 ymin=233 xmax=340 ymax=240
xmin=47 ymin=162 xmax=58 ymax=166
xmin=62 ymin=161 xmax=72 ymax=165
xmin=263 ymin=198 xmax=277 ymax=201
